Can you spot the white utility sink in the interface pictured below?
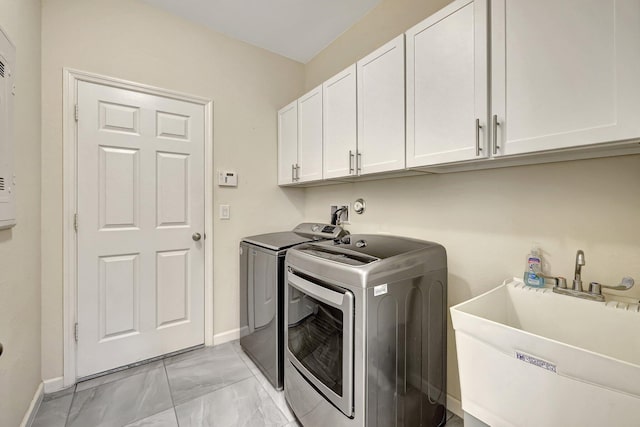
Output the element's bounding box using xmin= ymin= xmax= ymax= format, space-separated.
xmin=450 ymin=278 xmax=640 ymax=427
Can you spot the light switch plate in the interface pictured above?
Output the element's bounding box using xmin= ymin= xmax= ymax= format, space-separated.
xmin=219 ymin=204 xmax=230 ymax=220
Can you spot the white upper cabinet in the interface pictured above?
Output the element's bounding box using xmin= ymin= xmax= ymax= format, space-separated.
xmin=323 ymin=65 xmax=357 ymax=179
xmin=406 ymin=0 xmax=488 ymax=167
xmin=357 ymin=35 xmax=406 ymax=175
xmin=277 ymin=100 xmax=298 ymax=185
xmin=297 ymin=86 xmax=323 ymax=182
xmin=278 ymin=0 xmax=640 ymax=186
xmin=491 ymin=0 xmax=640 ymax=156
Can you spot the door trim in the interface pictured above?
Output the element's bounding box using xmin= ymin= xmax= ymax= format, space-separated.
xmin=62 ymin=68 xmax=214 ymax=387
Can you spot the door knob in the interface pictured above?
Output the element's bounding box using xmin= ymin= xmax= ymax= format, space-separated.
xmin=192 ymin=232 xmax=202 ymax=241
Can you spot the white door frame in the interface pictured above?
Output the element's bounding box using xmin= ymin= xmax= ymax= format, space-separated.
xmin=62 ymin=68 xmax=214 ymax=387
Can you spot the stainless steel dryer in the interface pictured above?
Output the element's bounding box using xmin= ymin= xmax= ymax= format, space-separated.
xmin=284 ymin=235 xmax=447 ymax=427
xmin=239 ymin=223 xmax=346 ymax=390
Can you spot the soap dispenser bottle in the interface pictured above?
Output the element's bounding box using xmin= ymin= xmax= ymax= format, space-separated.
xmin=523 ymin=247 xmax=544 ymax=287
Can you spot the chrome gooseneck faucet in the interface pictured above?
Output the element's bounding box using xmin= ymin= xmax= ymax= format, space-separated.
xmin=573 ymin=249 xmax=586 ymax=291
xmin=549 ymin=249 xmax=635 ymax=302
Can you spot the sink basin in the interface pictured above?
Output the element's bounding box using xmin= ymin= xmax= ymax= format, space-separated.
xmin=450 ymin=278 xmax=640 ymax=427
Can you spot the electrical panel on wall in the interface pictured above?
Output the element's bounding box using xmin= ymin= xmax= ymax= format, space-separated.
xmin=0 ymin=26 xmax=15 ymax=230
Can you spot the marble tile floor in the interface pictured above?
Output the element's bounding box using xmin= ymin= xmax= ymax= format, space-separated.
xmin=32 ymin=340 xmax=464 ymax=427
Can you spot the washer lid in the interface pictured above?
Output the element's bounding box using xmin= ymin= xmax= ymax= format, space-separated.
xmin=242 ymin=231 xmax=315 ymax=251
xmin=296 ymin=246 xmax=379 ymax=266
xmin=242 ymin=223 xmax=347 ymax=251
xmin=296 ymin=234 xmax=435 ymax=263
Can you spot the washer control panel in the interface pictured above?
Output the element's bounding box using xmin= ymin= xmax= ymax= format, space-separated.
xmin=293 ymin=222 xmax=347 ymax=240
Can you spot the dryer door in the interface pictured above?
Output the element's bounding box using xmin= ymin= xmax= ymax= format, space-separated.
xmin=286 ymin=270 xmax=354 ymax=417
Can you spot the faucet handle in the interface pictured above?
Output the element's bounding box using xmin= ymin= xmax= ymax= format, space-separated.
xmin=556 ymin=277 xmax=568 ymax=289
xmin=588 ymin=277 xmax=635 ymax=295
xmin=537 ymin=273 xmax=567 ymax=289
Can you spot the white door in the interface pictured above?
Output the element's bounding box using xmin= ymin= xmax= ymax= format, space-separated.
xmin=277 ymin=100 xmax=298 ymax=185
xmin=297 ymin=86 xmax=323 ymax=182
xmin=77 ymin=81 xmax=205 ymax=378
xmin=491 ymin=0 xmax=640 ymax=156
xmin=357 ymin=35 xmax=406 ymax=175
xmin=406 ymin=0 xmax=488 ymax=167
xmin=323 ymin=65 xmax=357 ymax=179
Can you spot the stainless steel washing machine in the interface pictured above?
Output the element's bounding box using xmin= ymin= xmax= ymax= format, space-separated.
xmin=284 ymin=234 xmax=447 ymax=427
xmin=239 ymin=223 xmax=346 ymax=390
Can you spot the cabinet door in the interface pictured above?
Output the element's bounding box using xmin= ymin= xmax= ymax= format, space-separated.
xmin=491 ymin=0 xmax=640 ymax=156
xmin=406 ymin=0 xmax=488 ymax=167
xmin=323 ymin=65 xmax=357 ymax=179
xmin=277 ymin=100 xmax=298 ymax=185
xmin=297 ymin=86 xmax=323 ymax=182
xmin=357 ymin=35 xmax=406 ymax=175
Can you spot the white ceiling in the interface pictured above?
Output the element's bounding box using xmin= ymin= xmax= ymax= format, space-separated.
xmin=142 ymin=0 xmax=382 ymax=63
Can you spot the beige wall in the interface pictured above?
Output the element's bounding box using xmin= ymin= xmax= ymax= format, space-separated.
xmin=41 ymin=0 xmax=305 ymax=380
xmin=0 ymin=0 xmax=42 ymax=425
xmin=302 ymin=0 xmax=640 ymax=402
xmin=303 ymin=157 xmax=640 ymax=401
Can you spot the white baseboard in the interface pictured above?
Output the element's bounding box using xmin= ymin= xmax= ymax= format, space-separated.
xmin=447 ymin=393 xmax=463 ymax=418
xmin=20 ymin=382 xmax=43 ymax=427
xmin=213 ymin=326 xmax=248 ymax=346
xmin=43 ymin=377 xmax=65 ymax=394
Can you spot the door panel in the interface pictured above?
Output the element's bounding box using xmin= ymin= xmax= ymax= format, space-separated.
xmin=99 ymin=102 xmax=139 ymax=134
xmin=98 ymin=147 xmax=139 ymax=229
xmin=156 ymin=250 xmax=189 ymax=328
xmin=156 ymin=111 xmax=190 ymax=140
xmin=156 ymin=152 xmax=189 ymax=227
xmin=77 ymin=81 xmax=205 ymax=377
xmin=99 ymin=254 xmax=139 ymax=339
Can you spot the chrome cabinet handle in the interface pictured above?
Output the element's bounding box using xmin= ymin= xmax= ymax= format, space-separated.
xmin=492 ymin=114 xmax=500 ymax=155
xmin=348 ymin=150 xmax=354 ymax=174
xmin=192 ymin=232 xmax=202 ymax=241
xmin=356 ymin=151 xmax=362 ymax=174
xmin=291 ymin=164 xmax=300 ymax=182
xmin=475 ymin=118 xmax=483 ymax=156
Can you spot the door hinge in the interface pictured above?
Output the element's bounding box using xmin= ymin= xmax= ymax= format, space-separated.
xmin=73 ymin=213 xmax=78 ymax=232
xmin=74 ymin=322 xmax=79 ymax=342
xmin=74 ymin=104 xmax=79 ymax=122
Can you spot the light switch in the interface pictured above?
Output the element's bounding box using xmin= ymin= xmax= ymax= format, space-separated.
xmin=219 ymin=204 xmax=230 ymax=220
